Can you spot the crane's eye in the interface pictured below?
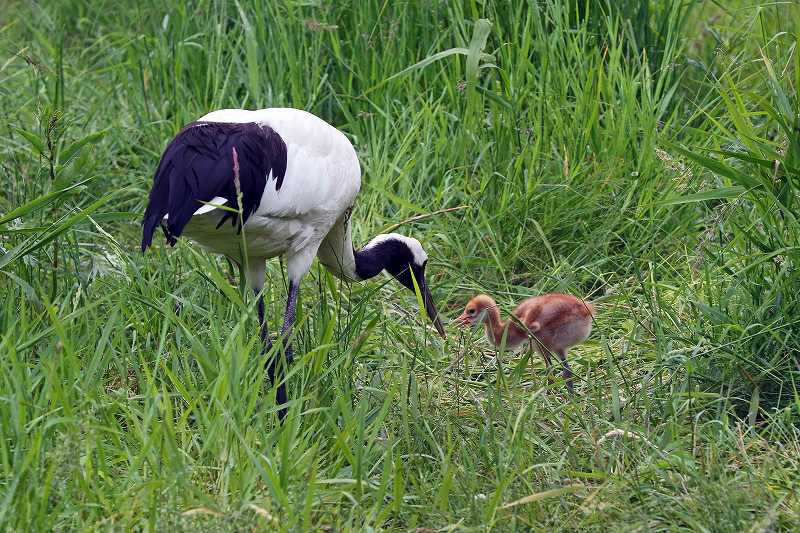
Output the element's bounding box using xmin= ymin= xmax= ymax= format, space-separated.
xmin=467 ymin=308 xmax=476 ymax=316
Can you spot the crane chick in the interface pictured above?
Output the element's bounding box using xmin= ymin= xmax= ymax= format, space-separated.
xmin=455 ymin=293 xmax=594 ymax=392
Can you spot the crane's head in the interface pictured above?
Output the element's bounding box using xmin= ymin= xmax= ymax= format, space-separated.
xmin=359 ymin=233 xmax=446 ymax=338
xmin=455 ymin=295 xmax=496 ymax=328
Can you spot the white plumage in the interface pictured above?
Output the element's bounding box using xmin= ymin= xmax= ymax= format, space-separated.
xmin=183 ymin=108 xmax=360 ymax=285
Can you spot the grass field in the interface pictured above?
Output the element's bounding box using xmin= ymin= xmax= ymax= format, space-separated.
xmin=2 ymin=0 xmax=800 ymax=530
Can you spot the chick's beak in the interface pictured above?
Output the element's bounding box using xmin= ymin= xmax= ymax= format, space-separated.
xmin=454 ymin=313 xmax=470 ymax=328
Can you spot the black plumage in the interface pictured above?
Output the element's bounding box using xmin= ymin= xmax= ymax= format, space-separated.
xmin=355 ymin=239 xmax=414 ymax=282
xmin=141 ymin=121 xmax=287 ymax=251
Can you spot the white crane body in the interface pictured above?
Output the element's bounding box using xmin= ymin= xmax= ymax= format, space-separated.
xmin=141 ymin=107 xmax=444 ymax=420
xmin=174 ymin=108 xmax=361 ymax=284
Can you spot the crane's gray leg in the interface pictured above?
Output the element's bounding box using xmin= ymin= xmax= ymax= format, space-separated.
xmin=533 ymin=342 xmax=555 ymax=387
xmin=245 ymin=260 xmax=288 ymax=420
xmin=267 ymin=280 xmax=299 ymax=420
xmin=279 ymin=280 xmax=299 ymax=364
xmin=255 ymin=291 xmax=285 ymax=419
xmin=246 ymin=260 xmax=270 ymax=349
xmin=536 ymin=342 xmax=553 ymax=369
xmin=256 ymin=291 xmax=273 ymax=350
xmin=556 ymin=349 xmax=574 ymax=394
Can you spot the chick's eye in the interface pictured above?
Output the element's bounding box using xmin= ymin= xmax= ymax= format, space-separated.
xmin=467 ymin=309 xmax=476 ymax=316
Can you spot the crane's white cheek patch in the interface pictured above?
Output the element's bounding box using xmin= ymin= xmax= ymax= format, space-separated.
xmin=403 ymin=237 xmax=428 ymax=266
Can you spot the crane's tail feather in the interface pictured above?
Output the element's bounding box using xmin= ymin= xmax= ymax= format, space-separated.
xmin=141 ymin=121 xmax=287 ymax=252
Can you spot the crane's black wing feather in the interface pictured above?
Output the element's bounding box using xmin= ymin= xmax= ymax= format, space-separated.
xmin=141 ymin=121 xmax=287 ymax=251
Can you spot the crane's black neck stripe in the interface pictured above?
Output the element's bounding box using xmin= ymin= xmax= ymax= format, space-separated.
xmin=141 ymin=121 xmax=288 ymax=251
xmin=354 ymin=238 xmax=419 ymax=286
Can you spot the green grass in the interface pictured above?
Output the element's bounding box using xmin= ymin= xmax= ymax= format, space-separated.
xmin=1 ymin=0 xmax=799 ymax=530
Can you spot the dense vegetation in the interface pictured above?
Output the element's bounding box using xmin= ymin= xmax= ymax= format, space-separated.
xmin=1 ymin=0 xmax=798 ymax=530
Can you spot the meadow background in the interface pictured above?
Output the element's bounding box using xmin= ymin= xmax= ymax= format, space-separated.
xmin=1 ymin=0 xmax=799 ymax=530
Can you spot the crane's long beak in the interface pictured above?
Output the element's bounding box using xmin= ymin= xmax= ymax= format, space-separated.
xmin=422 ymin=281 xmax=446 ymax=339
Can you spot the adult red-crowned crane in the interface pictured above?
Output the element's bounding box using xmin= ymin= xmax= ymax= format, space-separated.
xmin=141 ymin=108 xmax=446 ymax=420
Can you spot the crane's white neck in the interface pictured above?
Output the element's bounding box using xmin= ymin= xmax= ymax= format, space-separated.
xmin=316 ymin=214 xmax=361 ymax=281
